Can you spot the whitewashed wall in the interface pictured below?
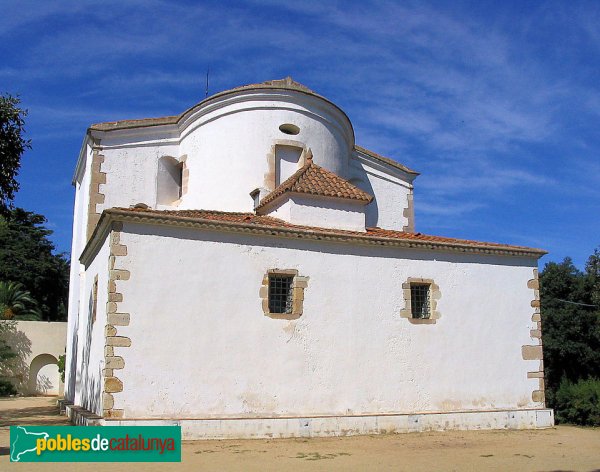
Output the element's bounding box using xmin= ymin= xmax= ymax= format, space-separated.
xmin=264 ymin=195 xmax=367 ymax=232
xmin=349 ymin=154 xmax=413 ymax=230
xmin=99 ymin=134 xmax=180 ymax=211
xmin=6 ymin=321 xmax=67 ymax=396
xmin=178 ymin=92 xmax=353 ymax=212
xmin=109 ymin=223 xmax=540 ymax=419
xmin=77 ymin=88 xmax=413 ymax=232
xmin=71 ymin=237 xmax=110 ymax=415
xmin=65 ymin=143 xmax=92 ymax=402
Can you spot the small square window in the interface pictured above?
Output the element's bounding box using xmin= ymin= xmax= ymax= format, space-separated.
xmin=261 ymin=270 xmax=308 ymax=319
xmin=400 ymin=278 xmax=440 ymax=323
xmin=411 ymin=284 xmax=431 ymax=319
xmin=269 ymin=275 xmax=294 ymax=314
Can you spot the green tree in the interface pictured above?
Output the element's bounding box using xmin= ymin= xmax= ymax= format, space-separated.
xmin=553 ymin=378 xmax=600 ymax=426
xmin=0 ymin=281 xmax=41 ymax=320
xmin=0 ymin=209 xmax=69 ymax=321
xmin=0 ymin=321 xmax=17 ymax=396
xmin=586 ymin=248 xmax=600 ymax=306
xmin=0 ymin=94 xmax=30 ymax=215
xmin=57 ymin=353 xmax=65 ymax=383
xmin=540 ymin=249 xmax=600 ymax=422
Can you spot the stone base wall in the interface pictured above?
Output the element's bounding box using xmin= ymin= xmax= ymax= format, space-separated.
xmin=63 ymin=405 xmax=554 ymax=439
xmin=62 ymin=400 xmax=102 ymax=426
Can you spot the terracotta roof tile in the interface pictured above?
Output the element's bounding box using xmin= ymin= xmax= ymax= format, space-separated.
xmin=257 ymin=158 xmax=373 ymax=210
xmin=105 ymin=207 xmax=546 ymax=257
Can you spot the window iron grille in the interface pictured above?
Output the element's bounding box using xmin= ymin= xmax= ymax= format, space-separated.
xmin=411 ymin=284 xmax=431 ymax=319
xmin=269 ymin=275 xmax=294 ymax=314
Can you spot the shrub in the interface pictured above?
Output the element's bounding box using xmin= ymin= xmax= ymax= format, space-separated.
xmin=0 ymin=378 xmax=17 ymax=396
xmin=554 ymin=378 xmax=600 ymax=426
xmin=57 ymin=354 xmax=65 ymax=383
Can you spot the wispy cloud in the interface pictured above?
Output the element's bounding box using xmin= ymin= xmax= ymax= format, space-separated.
xmin=2 ymin=0 xmax=599 ymax=264
xmin=418 ymin=200 xmax=486 ymax=217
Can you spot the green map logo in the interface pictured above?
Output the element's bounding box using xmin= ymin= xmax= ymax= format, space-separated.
xmin=10 ymin=426 xmax=50 ymax=461
xmin=10 ymin=425 xmax=181 ymax=462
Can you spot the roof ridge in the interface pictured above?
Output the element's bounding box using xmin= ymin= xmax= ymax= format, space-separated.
xmin=256 ymin=159 xmax=373 ymax=209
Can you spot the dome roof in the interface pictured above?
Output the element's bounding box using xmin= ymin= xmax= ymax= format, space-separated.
xmin=89 ymin=77 xmax=341 ymax=132
xmin=230 ymin=76 xmax=315 ymax=94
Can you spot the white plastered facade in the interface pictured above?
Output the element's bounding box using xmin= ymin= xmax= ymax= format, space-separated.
xmin=64 ymin=79 xmax=551 ymax=437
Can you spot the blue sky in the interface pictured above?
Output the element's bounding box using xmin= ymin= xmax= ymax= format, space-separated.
xmin=2 ymin=0 xmax=599 ymax=268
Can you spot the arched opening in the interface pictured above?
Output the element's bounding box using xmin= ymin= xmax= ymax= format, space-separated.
xmin=29 ymin=353 xmax=61 ymax=396
xmin=157 ymin=156 xmax=183 ymax=205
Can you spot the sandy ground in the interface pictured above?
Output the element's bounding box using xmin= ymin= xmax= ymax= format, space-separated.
xmin=1 ymin=397 xmax=599 ymax=471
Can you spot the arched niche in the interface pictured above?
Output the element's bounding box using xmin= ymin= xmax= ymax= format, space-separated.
xmin=157 ymin=156 xmax=183 ymax=205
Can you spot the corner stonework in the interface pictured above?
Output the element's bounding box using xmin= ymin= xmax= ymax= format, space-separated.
xmin=402 ymin=192 xmax=415 ymax=233
xmin=87 ymin=145 xmax=106 ymax=240
xmin=103 ymin=221 xmax=131 ymax=419
xmin=522 ymin=268 xmax=546 ymax=404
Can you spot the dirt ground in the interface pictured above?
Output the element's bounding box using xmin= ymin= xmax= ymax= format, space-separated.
xmin=1 ymin=397 xmax=599 ymax=471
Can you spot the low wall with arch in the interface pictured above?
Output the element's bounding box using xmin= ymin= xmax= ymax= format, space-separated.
xmin=1 ymin=321 xmax=67 ymax=396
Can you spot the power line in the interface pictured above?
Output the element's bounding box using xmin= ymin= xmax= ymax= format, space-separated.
xmin=552 ymin=298 xmax=598 ymax=308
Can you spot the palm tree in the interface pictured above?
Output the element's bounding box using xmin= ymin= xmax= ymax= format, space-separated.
xmin=0 ymin=281 xmax=41 ymax=320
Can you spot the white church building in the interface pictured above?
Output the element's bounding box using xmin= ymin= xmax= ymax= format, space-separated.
xmin=64 ymin=77 xmax=553 ymax=438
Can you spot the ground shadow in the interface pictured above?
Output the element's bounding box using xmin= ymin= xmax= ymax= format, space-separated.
xmin=0 ymin=403 xmax=70 ymax=427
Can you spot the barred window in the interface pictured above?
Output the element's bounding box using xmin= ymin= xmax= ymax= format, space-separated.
xmin=261 ymin=270 xmax=308 ymax=319
xmin=410 ymin=283 xmax=431 ymax=319
xmin=269 ymin=275 xmax=294 ymax=314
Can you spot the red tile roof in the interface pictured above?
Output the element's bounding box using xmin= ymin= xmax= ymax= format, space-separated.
xmin=94 ymin=207 xmax=546 ymax=258
xmin=257 ymin=158 xmax=373 ymax=210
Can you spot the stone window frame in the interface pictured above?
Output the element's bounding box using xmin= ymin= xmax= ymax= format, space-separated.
xmin=264 ymin=141 xmax=311 ymax=192
xmin=400 ymin=278 xmax=441 ymax=325
xmin=260 ymin=269 xmax=309 ymax=320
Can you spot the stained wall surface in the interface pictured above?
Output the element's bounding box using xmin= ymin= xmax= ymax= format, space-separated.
xmin=103 ymin=223 xmax=541 ymax=419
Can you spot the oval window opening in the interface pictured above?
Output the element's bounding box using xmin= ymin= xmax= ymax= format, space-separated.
xmin=279 ymin=124 xmax=300 ymax=135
